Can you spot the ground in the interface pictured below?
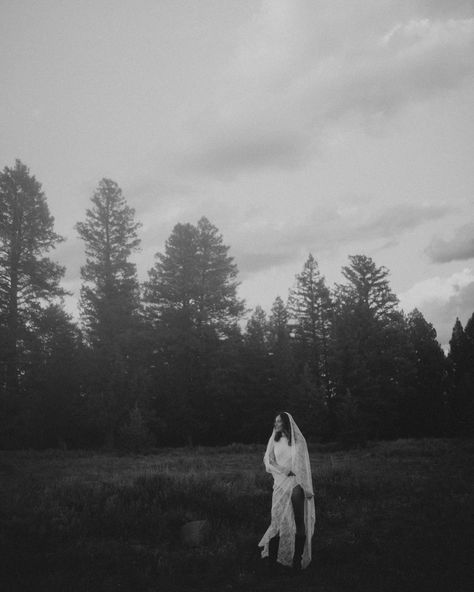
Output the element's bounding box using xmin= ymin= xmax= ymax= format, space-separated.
xmin=0 ymin=438 xmax=473 ymax=591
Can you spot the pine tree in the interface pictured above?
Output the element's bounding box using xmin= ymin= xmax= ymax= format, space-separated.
xmin=332 ymin=254 xmax=409 ymax=439
xmin=447 ymin=317 xmax=474 ymax=435
xmin=239 ymin=306 xmax=274 ymax=440
xmin=289 ymin=362 xmax=328 ymax=441
xmin=204 ymin=325 xmax=246 ymax=444
xmin=144 ymin=217 xmax=244 ymax=334
xmin=75 ymin=178 xmax=143 ymax=448
xmin=269 ymin=296 xmax=289 ymax=345
xmin=338 ymin=255 xmax=399 ymax=321
xmin=195 ymin=217 xmax=245 ymax=335
xmin=288 ymin=254 xmax=333 ymax=393
xmin=268 ymin=296 xmax=295 ymax=412
xmin=0 ymin=160 xmax=67 ymax=403
xmin=404 ymin=308 xmax=447 ymax=436
xmin=463 ymin=312 xmax=474 ymax=435
xmin=143 ymin=217 xmax=245 ymax=444
xmin=245 ymin=305 xmax=269 ymax=348
xmin=75 ymin=178 xmax=142 ymax=345
xmin=20 ymin=304 xmax=85 ymax=448
xmin=144 ymin=222 xmax=198 ymax=333
xmin=465 ymin=312 xmax=474 ymax=377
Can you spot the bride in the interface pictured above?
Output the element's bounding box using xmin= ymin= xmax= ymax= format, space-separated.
xmin=258 ymin=411 xmax=316 ymax=571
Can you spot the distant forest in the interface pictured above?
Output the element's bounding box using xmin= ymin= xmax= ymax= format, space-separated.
xmin=1 ymin=160 xmax=473 ymax=450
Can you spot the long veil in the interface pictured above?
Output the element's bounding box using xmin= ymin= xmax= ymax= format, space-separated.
xmin=262 ymin=412 xmax=316 ymax=568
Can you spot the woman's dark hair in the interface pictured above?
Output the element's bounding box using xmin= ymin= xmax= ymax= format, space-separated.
xmin=274 ymin=411 xmax=291 ymax=444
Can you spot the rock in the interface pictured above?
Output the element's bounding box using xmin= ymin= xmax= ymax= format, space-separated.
xmin=180 ymin=519 xmax=211 ymax=547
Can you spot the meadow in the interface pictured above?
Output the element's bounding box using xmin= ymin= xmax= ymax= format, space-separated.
xmin=0 ymin=438 xmax=473 ymax=592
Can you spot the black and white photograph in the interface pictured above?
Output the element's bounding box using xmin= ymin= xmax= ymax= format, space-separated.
xmin=1 ymin=1 xmax=473 ymax=591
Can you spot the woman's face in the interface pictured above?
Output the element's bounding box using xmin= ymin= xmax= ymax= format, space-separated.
xmin=274 ymin=415 xmax=283 ymax=433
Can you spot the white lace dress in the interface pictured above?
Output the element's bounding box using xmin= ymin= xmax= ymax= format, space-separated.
xmin=258 ymin=434 xmax=314 ymax=567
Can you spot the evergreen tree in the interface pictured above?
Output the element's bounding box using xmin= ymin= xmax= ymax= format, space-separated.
xmin=20 ymin=304 xmax=85 ymax=448
xmin=0 ymin=160 xmax=67 ymax=399
xmin=288 ymin=254 xmax=333 ymax=394
xmin=465 ymin=312 xmax=474 ymax=367
xmin=0 ymin=160 xmax=67 ymax=447
xmin=331 ymin=255 xmax=410 ymax=439
xmin=245 ymin=305 xmax=269 ymax=348
xmin=144 ymin=217 xmax=244 ymax=333
xmin=289 ymin=362 xmax=328 ymax=441
xmin=447 ymin=317 xmax=474 ymax=435
xmin=268 ymin=296 xmax=295 ymax=413
xmin=465 ymin=313 xmax=474 ymax=392
xmin=144 ymin=222 xmax=198 ymax=331
xmin=338 ymin=254 xmax=399 ymax=324
xmin=240 ymin=306 xmax=273 ymax=439
xmin=75 ymin=178 xmax=144 ymax=448
xmin=143 ymin=217 xmax=245 ymax=444
xmin=204 ymin=325 xmax=246 ymax=444
xmin=195 ymin=217 xmax=245 ymax=335
xmin=269 ymin=296 xmax=289 ymax=343
xmin=142 ymin=222 xmax=201 ymax=444
xmin=403 ymin=308 xmax=447 ymax=436
xmin=75 ymin=178 xmax=142 ymax=344
xmin=463 ymin=312 xmax=474 ymax=435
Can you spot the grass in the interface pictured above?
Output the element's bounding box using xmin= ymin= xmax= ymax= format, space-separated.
xmin=0 ymin=438 xmax=473 ymax=591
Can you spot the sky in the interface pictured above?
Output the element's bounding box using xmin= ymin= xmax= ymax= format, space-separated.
xmin=1 ymin=0 xmax=474 ymax=348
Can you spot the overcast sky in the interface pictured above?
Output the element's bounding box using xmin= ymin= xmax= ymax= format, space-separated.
xmin=1 ymin=0 xmax=474 ymax=347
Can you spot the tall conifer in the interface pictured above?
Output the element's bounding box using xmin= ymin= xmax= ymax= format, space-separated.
xmin=75 ymin=178 xmax=143 ymax=447
xmin=0 ymin=160 xmax=66 ymax=399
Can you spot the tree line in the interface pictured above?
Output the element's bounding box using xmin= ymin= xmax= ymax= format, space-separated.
xmin=1 ymin=160 xmax=473 ymax=449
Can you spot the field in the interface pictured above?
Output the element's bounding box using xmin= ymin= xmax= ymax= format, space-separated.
xmin=0 ymin=438 xmax=473 ymax=592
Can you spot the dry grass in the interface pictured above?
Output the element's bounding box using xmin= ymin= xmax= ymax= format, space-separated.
xmin=0 ymin=437 xmax=473 ymax=591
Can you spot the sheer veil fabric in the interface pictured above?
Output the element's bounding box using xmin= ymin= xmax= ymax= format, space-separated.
xmin=258 ymin=412 xmax=316 ymax=568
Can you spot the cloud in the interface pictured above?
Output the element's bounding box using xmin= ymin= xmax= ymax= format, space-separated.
xmin=185 ymin=128 xmax=312 ymax=177
xmin=426 ymin=222 xmax=474 ymax=263
xmin=399 ymin=267 xmax=474 ymax=345
xmin=124 ymin=176 xmax=195 ymax=214
xmin=356 ymin=202 xmax=451 ymax=241
xmin=235 ymin=251 xmax=297 ymax=277
xmin=281 ymin=202 xmax=449 ymax=253
xmin=232 ymin=200 xmax=449 ymax=278
xmin=175 ymin=1 xmax=474 ymax=177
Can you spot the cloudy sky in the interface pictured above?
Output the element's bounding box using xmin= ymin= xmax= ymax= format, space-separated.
xmin=1 ymin=0 xmax=474 ymax=347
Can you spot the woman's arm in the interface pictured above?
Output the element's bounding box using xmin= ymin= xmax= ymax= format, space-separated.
xmin=265 ymin=441 xmax=293 ymax=476
xmin=269 ymin=458 xmax=293 ymax=476
xmin=268 ymin=458 xmax=285 ymax=474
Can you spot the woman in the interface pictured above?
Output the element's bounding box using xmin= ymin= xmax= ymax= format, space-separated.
xmin=258 ymin=411 xmax=315 ymax=571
